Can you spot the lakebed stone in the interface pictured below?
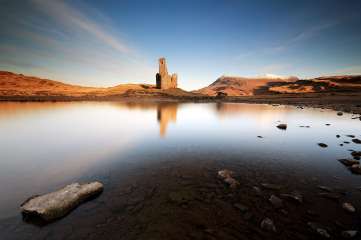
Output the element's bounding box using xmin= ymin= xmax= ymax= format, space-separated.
xmin=338 ymin=159 xmax=359 ymax=167
xmin=218 ymin=169 xmax=239 ymax=188
xmin=341 ymin=230 xmax=358 ymax=238
xmin=308 ymin=222 xmax=331 ymax=238
xmin=260 ymin=218 xmax=276 ymax=232
xmin=350 ymin=164 xmax=361 ymax=174
xmin=342 ymin=202 xmax=356 ymax=213
xmin=21 ymin=182 xmax=103 ymax=222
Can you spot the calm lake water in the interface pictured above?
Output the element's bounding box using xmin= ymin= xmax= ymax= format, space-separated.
xmin=0 ymin=102 xmax=361 ymax=239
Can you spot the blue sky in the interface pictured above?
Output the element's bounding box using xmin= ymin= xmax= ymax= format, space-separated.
xmin=0 ymin=0 xmax=361 ymax=90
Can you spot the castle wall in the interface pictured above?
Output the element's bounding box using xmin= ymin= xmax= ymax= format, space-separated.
xmin=156 ymin=58 xmax=177 ymax=89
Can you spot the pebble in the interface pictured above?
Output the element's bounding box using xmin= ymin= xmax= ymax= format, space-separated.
xmin=350 ymin=164 xmax=361 ymax=174
xmin=342 ymin=230 xmax=358 ymax=238
xmin=338 ymin=159 xmax=359 ymax=167
xmin=261 ymin=218 xmax=277 ymax=232
xmin=308 ymin=222 xmax=331 ymax=238
xmin=318 ymin=186 xmax=333 ymax=192
xmin=281 ymin=191 xmax=303 ymax=203
xmin=234 ymin=203 xmax=248 ymax=212
xmin=217 ymin=169 xmax=239 ymax=188
xmin=337 ymin=112 xmax=343 ymax=116
xmin=342 ymin=202 xmax=356 ymax=213
xmin=269 ymin=195 xmax=283 ymax=208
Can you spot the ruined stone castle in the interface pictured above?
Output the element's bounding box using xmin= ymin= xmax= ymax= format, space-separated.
xmin=156 ymin=58 xmax=177 ymax=89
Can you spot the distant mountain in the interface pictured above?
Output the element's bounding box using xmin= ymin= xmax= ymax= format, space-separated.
xmin=268 ymin=75 xmax=361 ymax=94
xmin=195 ymin=75 xmax=298 ymax=96
xmin=195 ymin=75 xmax=361 ymax=96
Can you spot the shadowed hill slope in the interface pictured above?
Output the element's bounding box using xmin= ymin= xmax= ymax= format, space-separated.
xmin=195 ymin=75 xmax=361 ymax=96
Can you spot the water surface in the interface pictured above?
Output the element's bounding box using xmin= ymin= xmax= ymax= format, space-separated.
xmin=0 ymin=102 xmax=360 ymax=239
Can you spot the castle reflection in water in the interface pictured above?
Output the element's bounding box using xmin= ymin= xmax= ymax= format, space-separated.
xmin=157 ymin=103 xmax=178 ymax=137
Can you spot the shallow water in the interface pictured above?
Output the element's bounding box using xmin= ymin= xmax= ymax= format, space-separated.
xmin=0 ymin=102 xmax=360 ymax=239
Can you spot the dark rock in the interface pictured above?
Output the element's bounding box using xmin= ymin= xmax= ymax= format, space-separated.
xmin=261 ymin=218 xmax=277 ymax=232
xmin=325 ymin=124 xmax=331 ymax=126
xmin=276 ymin=124 xmax=287 ymax=130
xmin=342 ymin=202 xmax=356 ymax=213
xmin=318 ymin=186 xmax=333 ymax=192
xmin=253 ymin=186 xmax=262 ymax=195
xmin=308 ymin=222 xmax=331 ymax=238
xmin=319 ymin=192 xmax=342 ymax=200
xmin=336 ymin=135 xmax=341 ymax=138
xmin=337 ymin=112 xmax=343 ymax=116
xmin=234 ymin=203 xmax=248 ymax=212
xmin=318 ymin=143 xmax=328 ymax=148
xmin=346 ymin=135 xmax=356 ymax=138
xmin=352 ymin=138 xmax=361 ymax=144
xmin=280 ymin=191 xmax=303 ymax=203
xmin=257 ymin=136 xmax=263 ymax=138
xmin=338 ymin=159 xmax=359 ymax=167
xmin=341 ymin=230 xmax=358 ymax=238
xmin=350 ymin=164 xmax=361 ymax=174
xmin=351 ymin=151 xmax=361 ymax=159
xmin=269 ymin=195 xmax=283 ymax=208
xmin=261 ymin=183 xmax=282 ymax=190
xmin=344 ymin=141 xmax=350 ymax=144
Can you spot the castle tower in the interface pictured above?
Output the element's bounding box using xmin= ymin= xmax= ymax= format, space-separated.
xmin=156 ymin=58 xmax=177 ymax=89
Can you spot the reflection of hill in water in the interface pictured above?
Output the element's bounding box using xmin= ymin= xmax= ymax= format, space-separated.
xmin=214 ymin=103 xmax=293 ymax=125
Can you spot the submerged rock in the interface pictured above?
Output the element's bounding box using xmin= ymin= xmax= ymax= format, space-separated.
xmin=281 ymin=191 xmax=303 ymax=203
xmin=261 ymin=183 xmax=282 ymax=190
xmin=218 ymin=169 xmax=239 ymax=188
xmin=234 ymin=203 xmax=248 ymax=212
xmin=276 ymin=124 xmax=287 ymax=130
xmin=318 ymin=186 xmax=333 ymax=192
xmin=350 ymin=164 xmax=361 ymax=174
xmin=342 ymin=230 xmax=358 ymax=238
xmin=308 ymin=222 xmax=331 ymax=238
xmin=338 ymin=159 xmax=359 ymax=167
xmin=351 ymin=151 xmax=361 ymax=160
xmin=342 ymin=202 xmax=356 ymax=213
xmin=260 ymin=218 xmax=276 ymax=232
xmin=21 ymin=182 xmax=103 ymax=222
xmin=318 ymin=143 xmax=328 ymax=148
xmin=269 ymin=195 xmax=283 ymax=208
xmin=318 ymin=192 xmax=342 ymax=200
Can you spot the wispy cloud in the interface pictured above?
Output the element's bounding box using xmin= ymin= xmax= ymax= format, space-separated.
xmin=31 ymin=0 xmax=132 ymax=54
xmin=235 ymin=21 xmax=339 ymax=61
xmin=0 ymin=0 xmax=154 ymax=86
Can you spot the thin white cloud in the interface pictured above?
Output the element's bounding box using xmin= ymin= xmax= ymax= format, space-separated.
xmin=31 ymin=0 xmax=132 ymax=54
xmin=235 ymin=21 xmax=339 ymax=61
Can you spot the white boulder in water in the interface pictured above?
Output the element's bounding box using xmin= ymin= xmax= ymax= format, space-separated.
xmin=21 ymin=182 xmax=103 ymax=221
